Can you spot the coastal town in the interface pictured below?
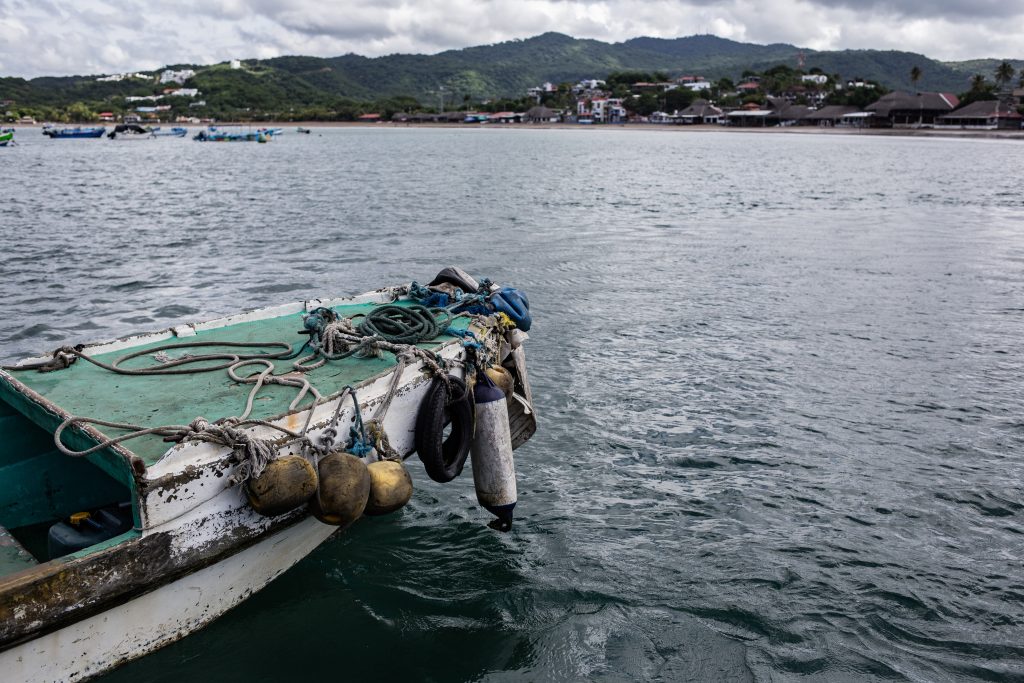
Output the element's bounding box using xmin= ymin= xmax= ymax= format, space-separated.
xmin=393 ymin=72 xmax=1024 ymax=131
xmin=3 ymin=57 xmax=1023 ymax=134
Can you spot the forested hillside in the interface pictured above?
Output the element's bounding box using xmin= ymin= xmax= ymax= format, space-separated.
xmin=2 ymin=32 xmax=1015 ymax=121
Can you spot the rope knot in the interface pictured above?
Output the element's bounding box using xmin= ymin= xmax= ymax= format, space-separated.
xmin=37 ymin=346 xmax=80 ymax=373
xmin=367 ymin=420 xmax=399 ymax=461
xmin=163 ymin=417 xmax=277 ymax=487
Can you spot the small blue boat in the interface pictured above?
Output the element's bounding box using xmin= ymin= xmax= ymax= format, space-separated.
xmin=194 ymin=127 xmax=268 ymax=142
xmin=42 ymin=127 xmax=106 ymax=139
xmin=151 ymin=127 xmax=188 ymax=138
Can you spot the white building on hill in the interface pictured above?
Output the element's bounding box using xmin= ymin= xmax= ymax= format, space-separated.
xmin=160 ymin=69 xmax=195 ymax=84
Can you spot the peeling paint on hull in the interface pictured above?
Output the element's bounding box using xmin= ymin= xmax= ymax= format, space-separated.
xmin=0 ymin=517 xmax=336 ymax=683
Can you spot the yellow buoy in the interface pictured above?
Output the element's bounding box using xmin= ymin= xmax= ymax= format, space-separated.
xmin=246 ymin=455 xmax=318 ymax=517
xmin=364 ymin=460 xmax=413 ymax=516
xmin=310 ymin=451 xmax=370 ymax=526
xmin=485 ymin=365 xmax=514 ymax=399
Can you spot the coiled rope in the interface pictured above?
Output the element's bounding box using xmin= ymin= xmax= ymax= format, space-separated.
xmin=293 ymin=305 xmax=456 ymax=373
xmin=355 ymin=304 xmax=451 ymax=344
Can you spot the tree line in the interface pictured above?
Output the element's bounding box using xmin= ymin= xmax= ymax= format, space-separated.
xmin=4 ymin=59 xmax=1022 ymax=124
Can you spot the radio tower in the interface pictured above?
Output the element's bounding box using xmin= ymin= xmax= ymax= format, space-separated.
xmin=797 ymin=50 xmax=806 ymax=69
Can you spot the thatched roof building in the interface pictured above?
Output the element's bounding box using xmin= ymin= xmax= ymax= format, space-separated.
xmin=802 ymin=105 xmax=861 ymax=126
xmin=863 ymin=91 xmax=959 ymax=126
xmin=676 ymin=99 xmax=723 ymax=124
xmin=936 ymin=99 xmax=1022 ymax=129
xmin=524 ymin=106 xmax=561 ymax=122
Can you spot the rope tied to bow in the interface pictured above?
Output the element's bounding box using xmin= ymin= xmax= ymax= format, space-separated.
xmin=53 ymin=413 xmax=308 ymax=487
xmin=169 ymin=418 xmax=280 ymax=486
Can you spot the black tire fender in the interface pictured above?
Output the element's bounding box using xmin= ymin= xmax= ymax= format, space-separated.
xmin=415 ymin=376 xmax=474 ymax=483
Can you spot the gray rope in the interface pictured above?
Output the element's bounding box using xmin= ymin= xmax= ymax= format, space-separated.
xmin=51 ymin=361 xmax=322 ymax=486
xmin=227 ymin=359 xmax=321 ymax=420
xmin=53 ymin=415 xmax=307 ymax=484
xmin=316 ymin=386 xmax=355 ymax=455
xmin=2 ymin=341 xmax=296 ymax=375
xmin=171 ymin=417 xmax=282 ymax=485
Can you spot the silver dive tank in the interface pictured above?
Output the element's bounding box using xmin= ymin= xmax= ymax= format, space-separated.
xmin=470 ymin=372 xmax=518 ymax=531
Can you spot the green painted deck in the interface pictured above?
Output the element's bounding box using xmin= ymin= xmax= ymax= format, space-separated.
xmin=6 ymin=300 xmax=467 ymax=467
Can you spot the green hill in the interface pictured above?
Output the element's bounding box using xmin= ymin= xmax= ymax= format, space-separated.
xmin=944 ymin=58 xmax=1024 ymax=81
xmin=258 ymin=33 xmax=985 ymax=99
xmin=2 ymin=33 xmax=1019 ymax=120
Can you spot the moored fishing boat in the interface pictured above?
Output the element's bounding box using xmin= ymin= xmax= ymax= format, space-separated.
xmin=107 ymin=124 xmax=155 ymax=140
xmin=151 ymin=127 xmax=188 ymax=138
xmin=194 ymin=126 xmax=268 ymax=142
xmin=41 ymin=126 xmax=106 ymax=139
xmin=0 ymin=129 xmax=13 ymax=146
xmin=297 ymin=126 xmax=312 ymax=134
xmin=0 ymin=267 xmax=535 ymax=683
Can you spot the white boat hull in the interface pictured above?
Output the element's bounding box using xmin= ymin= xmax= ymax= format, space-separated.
xmin=0 ymin=517 xmax=336 ymax=683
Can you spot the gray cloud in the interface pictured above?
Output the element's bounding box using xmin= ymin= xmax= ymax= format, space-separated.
xmin=1 ymin=0 xmax=1022 ymax=78
xmin=806 ymin=0 xmax=1024 ymax=19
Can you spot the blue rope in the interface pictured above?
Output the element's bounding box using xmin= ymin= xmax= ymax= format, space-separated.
xmin=346 ymin=388 xmax=374 ymax=457
xmin=444 ymin=327 xmax=482 ymax=349
xmin=407 ymin=281 xmax=433 ymax=301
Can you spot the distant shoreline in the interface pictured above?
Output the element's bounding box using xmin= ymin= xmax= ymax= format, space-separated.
xmin=250 ymin=121 xmax=1024 ymax=141
xmin=12 ymin=121 xmax=1023 ymax=142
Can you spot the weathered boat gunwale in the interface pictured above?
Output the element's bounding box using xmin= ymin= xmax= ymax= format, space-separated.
xmin=3 ymin=517 xmax=340 ymax=682
xmin=0 ymin=374 xmax=145 ymax=486
xmin=0 ymin=511 xmax=310 ymax=651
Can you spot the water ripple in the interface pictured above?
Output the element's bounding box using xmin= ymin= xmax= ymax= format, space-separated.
xmin=4 ymin=128 xmax=1024 ymax=682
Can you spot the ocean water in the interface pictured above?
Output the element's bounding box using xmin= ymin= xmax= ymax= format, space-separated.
xmin=3 ymin=127 xmax=1024 ymax=682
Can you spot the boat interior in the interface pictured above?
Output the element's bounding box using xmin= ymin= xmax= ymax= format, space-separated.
xmin=0 ymin=399 xmax=135 ymax=577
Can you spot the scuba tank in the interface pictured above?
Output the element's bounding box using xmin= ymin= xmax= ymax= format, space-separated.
xmin=470 ymin=373 xmax=517 ymax=531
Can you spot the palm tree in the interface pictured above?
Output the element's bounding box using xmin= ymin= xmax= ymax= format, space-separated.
xmin=910 ymin=65 xmax=922 ymax=90
xmin=909 ymin=66 xmax=923 ymax=126
xmin=994 ymin=60 xmax=1015 ymax=90
xmin=970 ymin=74 xmax=987 ymax=92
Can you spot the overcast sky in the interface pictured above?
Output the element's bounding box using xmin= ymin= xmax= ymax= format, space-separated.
xmin=1 ymin=0 xmax=1022 ymax=78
